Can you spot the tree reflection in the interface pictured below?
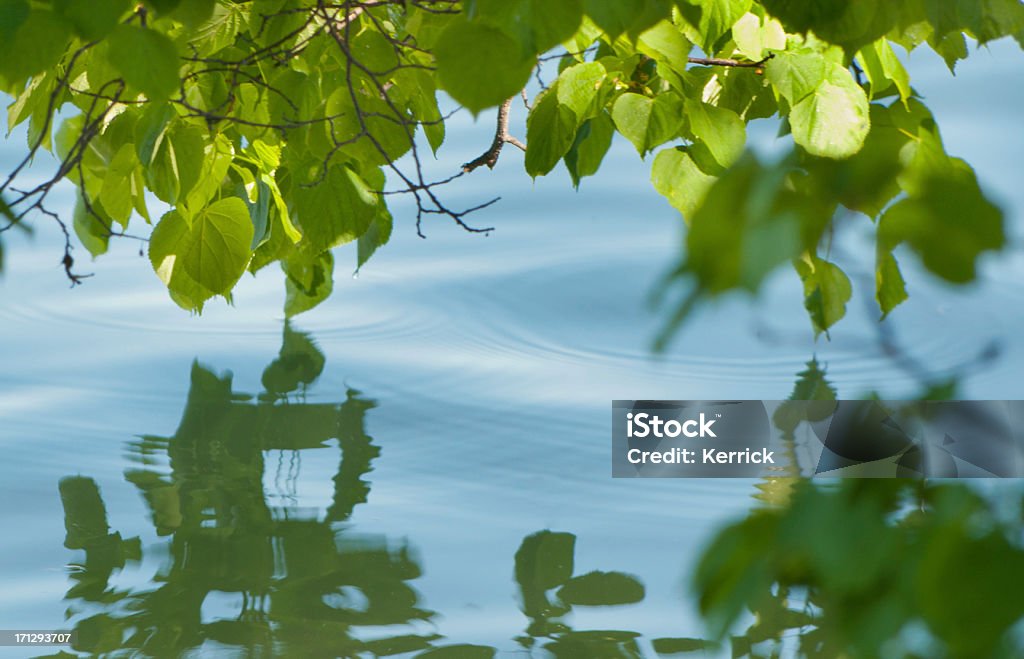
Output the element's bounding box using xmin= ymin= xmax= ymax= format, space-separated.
xmin=54 ymin=323 xmax=734 ymax=658
xmin=56 ymin=323 xmax=440 ymax=657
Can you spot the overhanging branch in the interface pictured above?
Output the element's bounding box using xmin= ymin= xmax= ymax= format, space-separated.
xmin=462 ymin=97 xmax=526 ymax=173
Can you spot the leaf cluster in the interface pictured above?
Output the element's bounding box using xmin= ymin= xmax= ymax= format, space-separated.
xmin=1 ymin=0 xmax=1020 ymax=332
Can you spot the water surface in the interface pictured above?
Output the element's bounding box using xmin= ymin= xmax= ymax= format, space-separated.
xmin=1 ymin=41 xmax=1023 ymax=657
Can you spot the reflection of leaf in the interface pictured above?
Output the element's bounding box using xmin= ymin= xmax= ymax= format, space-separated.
xmin=59 ymin=476 xmax=111 ymax=549
xmin=544 ymin=630 xmax=643 ymax=658
xmin=415 ymin=644 xmax=496 ymax=658
xmin=515 ymin=530 xmax=575 ymax=592
xmin=557 ymin=571 xmax=645 ymax=606
xmin=651 ymin=637 xmax=715 ymax=655
xmin=515 ymin=530 xmax=575 ymax=622
xmin=773 ymin=359 xmax=837 ymax=435
xmin=261 ymin=322 xmax=326 ymax=396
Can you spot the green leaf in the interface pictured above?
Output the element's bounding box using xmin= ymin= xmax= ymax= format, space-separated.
xmin=150 ymin=215 xmax=215 ymax=312
xmin=557 ymin=571 xmax=645 ymax=606
xmin=107 ymin=25 xmax=181 ymax=101
xmin=759 ymin=0 xmax=897 ymax=54
xmin=928 ymin=31 xmax=968 ymax=71
xmin=636 ymin=20 xmax=693 ymax=77
xmin=611 ymin=92 xmax=683 ymax=156
xmin=732 ymin=12 xmax=786 ymax=60
xmin=879 ymin=166 xmax=1003 ymax=284
xmin=145 ymin=122 xmax=206 ymax=204
xmin=242 ymin=179 xmax=271 ymax=250
xmin=794 ymin=253 xmax=852 ymax=335
xmin=169 ymin=0 xmax=217 ymax=27
xmin=583 ymin=0 xmax=645 ymax=39
xmin=7 ymin=69 xmax=59 ymax=151
xmin=788 ymin=62 xmax=870 ymax=159
xmin=98 ymin=144 xmax=138 ymax=227
xmin=184 ymin=134 xmax=233 ymax=215
xmin=687 ymin=101 xmax=746 ymax=168
xmin=150 ymin=198 xmax=253 ymax=302
xmin=875 ymin=249 xmax=908 ymax=318
xmin=53 ymin=0 xmax=130 ymax=40
xmin=187 ymin=1 xmax=242 ymax=55
xmin=283 ymin=249 xmax=334 ymax=317
xmin=651 ymin=146 xmax=717 ymax=220
xmin=471 ymin=0 xmax=583 ymax=54
xmin=73 ymin=198 xmax=111 ymax=258
xmin=0 ymin=9 xmax=72 ymax=84
xmin=765 ymin=50 xmax=827 ymax=104
xmin=293 ymin=165 xmax=378 ymax=253
xmin=676 ymin=0 xmax=753 ymax=53
xmin=358 ymin=206 xmax=393 ymax=270
xmin=525 ymin=87 xmax=577 ymax=177
xmin=144 ymin=0 xmax=183 ymax=14
xmin=857 ymin=38 xmax=911 ymax=104
xmin=325 ymin=84 xmax=414 ymax=167
xmin=803 ymin=103 xmax=908 ymax=218
xmin=564 ymin=112 xmax=615 ymax=187
xmin=670 ymin=155 xmax=807 ymax=300
xmin=556 ymin=61 xmax=606 ymax=121
xmin=434 ymin=21 xmax=535 ymax=113
xmin=0 ymin=0 xmax=29 ymax=44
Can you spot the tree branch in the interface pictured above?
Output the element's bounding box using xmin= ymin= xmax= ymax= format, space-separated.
xmin=462 ymin=97 xmax=526 ymax=173
xmin=686 ymin=54 xmax=774 ymax=68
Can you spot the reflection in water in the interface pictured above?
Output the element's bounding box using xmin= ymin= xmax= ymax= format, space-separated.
xmin=57 ymin=324 xmax=438 ymax=657
xmin=52 ymin=330 xmax=989 ymax=657
xmin=54 ymin=324 xmax=664 ymax=658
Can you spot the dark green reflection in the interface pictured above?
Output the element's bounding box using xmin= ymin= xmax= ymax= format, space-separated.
xmin=53 ymin=323 xmax=709 ymax=658
xmin=55 ymin=324 xmax=442 ymax=657
xmin=512 ymin=530 xmax=708 ymax=659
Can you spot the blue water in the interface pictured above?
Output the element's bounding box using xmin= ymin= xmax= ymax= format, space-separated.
xmin=0 ymin=40 xmax=1022 ymax=657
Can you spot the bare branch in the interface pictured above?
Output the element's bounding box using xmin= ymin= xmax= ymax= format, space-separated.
xmin=462 ymin=97 xmax=526 ymax=173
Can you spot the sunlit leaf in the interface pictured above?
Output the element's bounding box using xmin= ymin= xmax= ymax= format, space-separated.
xmin=788 ymin=62 xmax=870 ymax=159
xmin=611 ymin=92 xmax=683 ymax=156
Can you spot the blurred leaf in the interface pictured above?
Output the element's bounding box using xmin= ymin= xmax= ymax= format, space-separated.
xmin=794 ymin=253 xmax=852 ymax=336
xmin=880 ymin=164 xmax=1003 ymax=283
xmin=107 ymin=25 xmax=181 ymax=101
xmin=434 ymin=20 xmax=534 ymax=113
xmin=53 ymin=0 xmax=130 ymax=40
